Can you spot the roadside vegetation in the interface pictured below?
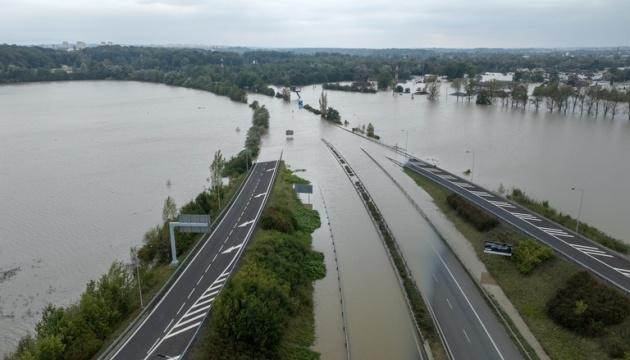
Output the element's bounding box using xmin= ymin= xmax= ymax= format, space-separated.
xmin=322 ymin=82 xmax=377 ymax=93
xmin=507 ymin=188 xmax=629 ymax=254
xmin=405 ymin=169 xmax=630 ymax=360
xmin=2 ymin=102 xmax=268 ymax=360
xmin=189 ymin=165 xmax=325 ymax=360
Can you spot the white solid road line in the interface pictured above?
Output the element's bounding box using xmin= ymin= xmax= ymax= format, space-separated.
xmin=433 ymin=244 xmax=506 ymax=360
xmin=147 ymin=338 xmax=160 ymax=355
xmin=163 ymin=319 xmax=174 ymax=334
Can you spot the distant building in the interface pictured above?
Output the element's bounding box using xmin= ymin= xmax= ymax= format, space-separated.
xmin=76 ymin=41 xmax=86 ymax=50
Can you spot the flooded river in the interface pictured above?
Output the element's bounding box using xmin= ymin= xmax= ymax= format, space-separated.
xmin=1 ymin=79 xmax=628 ymax=356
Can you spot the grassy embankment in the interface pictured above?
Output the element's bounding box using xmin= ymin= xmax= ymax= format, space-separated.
xmin=507 ymin=188 xmax=629 ymax=254
xmin=189 ymin=165 xmax=325 ymax=360
xmin=405 ymin=169 xmax=630 ymax=360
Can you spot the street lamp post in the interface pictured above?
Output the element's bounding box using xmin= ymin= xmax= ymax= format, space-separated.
xmin=465 ymin=149 xmax=476 ymax=182
xmin=571 ymin=187 xmax=585 ymax=233
xmin=401 ymin=129 xmax=409 ymax=159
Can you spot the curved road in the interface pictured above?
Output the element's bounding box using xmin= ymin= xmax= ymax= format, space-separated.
xmin=106 ymin=160 xmax=279 ymax=360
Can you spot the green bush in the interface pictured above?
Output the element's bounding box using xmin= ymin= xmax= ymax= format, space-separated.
xmin=260 ymin=206 xmax=298 ymax=233
xmin=447 ymin=193 xmax=499 ymax=231
xmin=547 ymin=271 xmax=630 ymax=336
xmin=513 ymin=239 xmax=554 ymax=275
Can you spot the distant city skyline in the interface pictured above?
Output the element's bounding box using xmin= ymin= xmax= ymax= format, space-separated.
xmin=1 ymin=0 xmax=629 ymax=48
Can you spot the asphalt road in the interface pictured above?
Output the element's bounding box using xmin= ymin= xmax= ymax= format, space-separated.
xmin=107 ymin=160 xmax=279 ymax=360
xmin=405 ymin=158 xmax=630 ymax=295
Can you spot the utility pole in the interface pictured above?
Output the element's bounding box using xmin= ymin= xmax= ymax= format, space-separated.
xmin=571 ymin=187 xmax=585 ymax=233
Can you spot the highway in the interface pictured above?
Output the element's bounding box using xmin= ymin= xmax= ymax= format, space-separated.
xmin=106 ymin=160 xmax=279 ymax=360
xmin=405 ymin=158 xmax=630 ymax=295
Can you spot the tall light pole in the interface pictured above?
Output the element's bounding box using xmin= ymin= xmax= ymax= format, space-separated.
xmin=465 ymin=149 xmax=476 ymax=182
xmin=571 ymin=187 xmax=585 ymax=233
xmin=401 ymin=129 xmax=409 ymax=159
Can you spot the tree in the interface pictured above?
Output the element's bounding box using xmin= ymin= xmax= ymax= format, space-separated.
xmin=36 ymin=335 xmax=65 ymax=360
xmin=465 ymin=77 xmax=476 ymax=102
xmin=366 ymin=123 xmax=375 ymax=137
xmin=451 ymin=78 xmax=464 ymax=101
xmin=209 ymin=150 xmax=225 ymax=208
xmin=162 ymin=196 xmax=177 ymax=223
xmin=511 ymin=84 xmax=528 ymax=108
xmin=427 ymin=80 xmax=440 ymax=101
xmin=476 ymin=89 xmax=492 ymax=105
xmin=318 ymin=91 xmax=328 ymax=117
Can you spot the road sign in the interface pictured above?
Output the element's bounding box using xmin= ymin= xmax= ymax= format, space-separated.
xmin=178 ymin=214 xmax=210 ymax=233
xmin=293 ymin=183 xmax=313 ymax=194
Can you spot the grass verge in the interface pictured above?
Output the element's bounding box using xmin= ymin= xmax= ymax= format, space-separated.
xmin=405 ymin=169 xmax=630 ymax=360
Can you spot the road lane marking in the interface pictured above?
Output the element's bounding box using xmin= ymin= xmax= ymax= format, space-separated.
xmin=538 ymin=226 xmax=574 ymax=238
xmin=254 ymin=192 xmax=267 ymax=198
xmin=432 ymin=273 xmax=438 ymax=283
xmin=187 ymin=288 xmax=195 ymax=299
xmin=470 ymin=190 xmax=493 ymax=198
xmin=488 ymin=200 xmax=516 ymax=209
xmin=164 ymin=322 xmax=202 ymax=340
xmin=191 ymin=297 xmax=214 ymax=310
xmin=613 ymin=268 xmax=630 ymax=278
xmin=174 ymin=313 xmax=207 ymax=330
xmin=238 ymin=219 xmax=255 ymax=227
xmin=510 ymin=212 xmax=541 ymax=222
xmin=433 ymin=246 xmax=505 ymax=359
xmin=445 ymin=298 xmax=453 ymax=310
xmin=222 ymin=243 xmax=243 ymax=254
xmin=453 ymin=182 xmax=474 ymax=188
xmin=462 ymin=329 xmax=471 ymax=343
xmin=164 ymin=318 xmax=174 ymax=333
xmin=200 ymin=290 xmax=219 ymax=300
xmin=147 ymin=338 xmax=160 ymax=355
xmin=176 ymin=303 xmax=186 ymax=315
xmin=182 ymin=304 xmax=212 ymax=319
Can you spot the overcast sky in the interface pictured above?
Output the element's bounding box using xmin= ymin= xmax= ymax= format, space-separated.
xmin=1 ymin=0 xmax=629 ymax=48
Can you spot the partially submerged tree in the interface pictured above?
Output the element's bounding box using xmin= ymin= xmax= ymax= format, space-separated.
xmin=450 ymin=78 xmax=464 ymax=101
xmin=318 ymin=91 xmax=328 ymax=118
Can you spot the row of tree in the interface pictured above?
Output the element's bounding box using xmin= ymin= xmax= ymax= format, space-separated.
xmin=449 ymin=77 xmax=630 ymax=120
xmin=3 ymin=45 xmax=630 ymax=104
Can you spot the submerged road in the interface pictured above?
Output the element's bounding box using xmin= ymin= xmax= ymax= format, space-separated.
xmin=405 ymin=158 xmax=630 ymax=295
xmin=106 ymin=160 xmax=279 ymax=360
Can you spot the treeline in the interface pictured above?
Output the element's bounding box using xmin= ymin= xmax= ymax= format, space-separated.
xmin=223 ymin=101 xmax=270 ymax=176
xmin=3 ymin=45 xmax=630 ymax=103
xmin=322 ymin=82 xmax=377 ymax=93
xmin=201 ymin=166 xmax=325 ymax=359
